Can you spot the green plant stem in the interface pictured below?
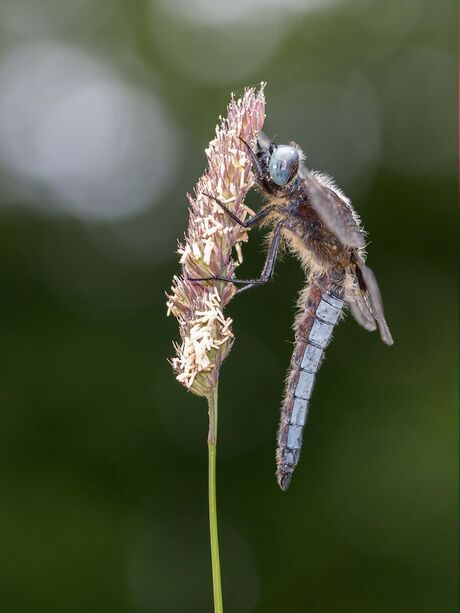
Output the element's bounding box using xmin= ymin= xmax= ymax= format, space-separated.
xmin=207 ymin=383 xmax=223 ymax=613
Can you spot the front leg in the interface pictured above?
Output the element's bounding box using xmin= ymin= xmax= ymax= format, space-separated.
xmin=238 ymin=136 xmax=276 ymax=195
xmin=203 ymin=192 xmax=276 ymax=229
xmin=188 ymin=222 xmax=283 ymax=292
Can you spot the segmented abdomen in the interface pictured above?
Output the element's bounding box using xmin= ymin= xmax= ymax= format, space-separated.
xmin=276 ymin=278 xmax=343 ymax=490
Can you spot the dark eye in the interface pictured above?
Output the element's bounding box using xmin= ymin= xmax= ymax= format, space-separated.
xmin=269 ymin=145 xmax=299 ymax=186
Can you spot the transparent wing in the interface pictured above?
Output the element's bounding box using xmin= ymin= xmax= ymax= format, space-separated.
xmin=346 ymin=263 xmax=394 ymax=345
xmin=298 ymin=163 xmax=365 ymax=249
xmin=346 ymin=290 xmax=378 ymax=332
xmin=359 ymin=264 xmax=394 ymax=345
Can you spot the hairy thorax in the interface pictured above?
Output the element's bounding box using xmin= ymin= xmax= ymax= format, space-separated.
xmin=263 ymin=197 xmax=351 ymax=277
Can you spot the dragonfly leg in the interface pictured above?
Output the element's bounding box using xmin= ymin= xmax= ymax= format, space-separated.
xmin=236 ymin=222 xmax=282 ymax=293
xmin=187 ymin=223 xmax=283 ymax=293
xmin=238 ymin=136 xmax=275 ymax=195
xmin=238 ymin=136 xmax=264 ymax=178
xmin=202 ymin=192 xmax=275 ymax=229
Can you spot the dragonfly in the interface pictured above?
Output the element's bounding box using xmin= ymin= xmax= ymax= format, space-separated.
xmin=192 ymin=131 xmax=394 ymax=491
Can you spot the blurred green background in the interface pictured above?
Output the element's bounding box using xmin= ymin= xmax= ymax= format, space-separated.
xmin=0 ymin=0 xmax=456 ymax=611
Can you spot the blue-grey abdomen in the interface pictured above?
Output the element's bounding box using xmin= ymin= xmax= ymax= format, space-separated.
xmin=276 ymin=287 xmax=343 ymax=491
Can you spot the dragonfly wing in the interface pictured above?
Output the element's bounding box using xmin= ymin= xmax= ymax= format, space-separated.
xmin=359 ymin=264 xmax=394 ymax=345
xmin=346 ymin=289 xmax=378 ymax=332
xmin=299 ymin=164 xmax=365 ymax=249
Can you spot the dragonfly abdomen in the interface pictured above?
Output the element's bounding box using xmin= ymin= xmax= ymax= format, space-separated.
xmin=276 ymin=281 xmax=343 ymax=491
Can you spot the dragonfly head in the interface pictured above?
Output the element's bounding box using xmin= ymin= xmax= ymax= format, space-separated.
xmin=268 ymin=144 xmax=299 ymax=186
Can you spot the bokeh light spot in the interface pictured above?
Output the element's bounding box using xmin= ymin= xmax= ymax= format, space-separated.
xmin=0 ymin=42 xmax=179 ymax=220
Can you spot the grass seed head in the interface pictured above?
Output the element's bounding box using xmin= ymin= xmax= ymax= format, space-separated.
xmin=167 ymin=85 xmax=266 ymax=396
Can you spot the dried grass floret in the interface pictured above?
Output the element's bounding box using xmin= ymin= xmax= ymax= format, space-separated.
xmin=167 ymin=85 xmax=265 ymax=396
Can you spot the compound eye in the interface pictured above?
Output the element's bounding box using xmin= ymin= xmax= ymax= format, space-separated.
xmin=269 ymin=145 xmax=299 ymax=186
xmin=257 ymin=131 xmax=272 ymax=152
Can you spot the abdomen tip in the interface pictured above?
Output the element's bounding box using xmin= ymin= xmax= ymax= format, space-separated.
xmin=277 ymin=471 xmax=292 ymax=491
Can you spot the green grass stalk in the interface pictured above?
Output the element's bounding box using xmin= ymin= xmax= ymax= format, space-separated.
xmin=207 ymin=383 xmax=223 ymax=613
